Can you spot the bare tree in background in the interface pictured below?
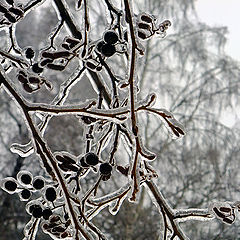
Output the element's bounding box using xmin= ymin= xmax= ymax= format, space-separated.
xmin=1 ymin=0 xmax=240 ymax=239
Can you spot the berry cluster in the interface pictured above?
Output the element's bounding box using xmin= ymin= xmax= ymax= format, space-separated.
xmin=42 ymin=215 xmax=71 ymax=239
xmin=55 ymin=152 xmax=80 ymax=173
xmin=79 ymin=152 xmax=112 ymax=180
xmin=16 ymin=69 xmax=52 ymax=93
xmin=61 ymin=36 xmax=81 ymax=51
xmin=80 ymin=152 xmax=99 ymax=168
xmin=136 ymin=12 xmax=171 ymax=40
xmin=0 ymin=1 xmax=24 ymax=25
xmin=96 ymin=30 xmax=119 ymax=57
xmin=40 ymin=50 xmax=71 ymax=71
xmin=28 ymin=202 xmax=53 ymax=220
xmin=1 ymin=171 xmax=50 ymax=202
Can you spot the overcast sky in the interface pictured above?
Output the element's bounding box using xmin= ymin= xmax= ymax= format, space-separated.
xmin=196 ymin=0 xmax=240 ymax=127
xmin=196 ymin=0 xmax=240 ymax=61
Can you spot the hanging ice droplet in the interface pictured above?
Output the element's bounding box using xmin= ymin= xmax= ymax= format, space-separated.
xmin=10 ymin=141 xmax=34 ymax=157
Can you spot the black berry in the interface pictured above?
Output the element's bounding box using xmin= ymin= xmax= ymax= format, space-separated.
xmin=20 ymin=173 xmax=32 ymax=185
xmin=32 ymin=63 xmax=43 ymax=74
xmin=20 ymin=189 xmax=31 ymax=200
xmin=25 ymin=47 xmax=35 ymax=59
xmin=42 ymin=208 xmax=53 ymax=220
xmin=100 ymin=163 xmax=112 ymax=175
xmin=4 ymin=180 xmax=17 ymax=192
xmin=45 ymin=187 xmax=57 ymax=202
xmin=101 ymin=43 xmax=116 ymax=57
xmin=32 ymin=206 xmax=43 ymax=218
xmin=29 ymin=204 xmax=38 ymax=214
xmin=85 ymin=152 xmax=99 ymax=166
xmin=33 ymin=178 xmax=45 ymax=190
xmin=103 ymin=31 xmax=119 ymax=44
xmin=96 ymin=41 xmax=104 ymax=53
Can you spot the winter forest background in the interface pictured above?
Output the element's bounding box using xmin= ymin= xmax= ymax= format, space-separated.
xmin=1 ymin=0 xmax=240 ymax=239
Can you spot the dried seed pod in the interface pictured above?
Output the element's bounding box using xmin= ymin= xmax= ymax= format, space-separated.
xmin=219 ymin=207 xmax=232 ymax=213
xmin=40 ymin=58 xmax=54 ymax=66
xmin=61 ymin=43 xmax=70 ymax=50
xmin=116 ymin=165 xmax=129 ymax=176
xmin=29 ymin=76 xmax=41 ymax=84
xmin=61 ymin=154 xmax=76 ymax=164
xmin=42 ymin=51 xmax=55 ymax=59
xmin=52 ymin=51 xmax=71 ymax=59
xmin=58 ymin=163 xmax=70 ymax=172
xmin=123 ymin=30 xmax=128 ymax=42
xmin=55 ymin=154 xmax=66 ymax=163
xmin=76 ymin=0 xmax=82 ymax=9
xmin=52 ymin=226 xmax=65 ymax=233
xmin=17 ymin=74 xmax=28 ymax=84
xmin=81 ymin=116 xmax=97 ymax=124
xmin=9 ymin=7 xmax=24 ymax=16
xmin=213 ymin=207 xmax=226 ymax=219
xmin=61 ymin=162 xmax=79 ymax=172
xmin=137 ymin=30 xmax=147 ymax=40
xmin=44 ymin=80 xmax=53 ymax=90
xmin=96 ymin=65 xmax=102 ymax=71
xmin=4 ymin=12 xmax=17 ymax=23
xmin=61 ymin=232 xmax=69 ymax=238
xmin=223 ymin=217 xmax=234 ymax=225
xmin=18 ymin=70 xmax=27 ymax=77
xmin=5 ymin=0 xmax=14 ymax=6
xmin=0 ymin=4 xmax=8 ymax=13
xmin=47 ymin=63 xmax=65 ymax=71
xmin=140 ymin=14 xmax=153 ymax=23
xmin=65 ymin=37 xmax=80 ymax=46
xmin=138 ymin=22 xmax=151 ymax=30
xmin=85 ymin=60 xmax=97 ymax=70
xmin=49 ymin=215 xmax=61 ymax=223
xmin=23 ymin=83 xmax=34 ymax=93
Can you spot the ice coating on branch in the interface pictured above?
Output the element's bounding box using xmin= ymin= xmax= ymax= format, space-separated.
xmin=174 ymin=208 xmax=214 ymax=222
xmin=86 ymin=183 xmax=131 ymax=220
xmin=88 ymin=182 xmax=131 ymax=205
xmin=147 ymin=108 xmax=185 ymax=139
xmin=137 ymin=93 xmax=156 ymax=108
xmin=209 ymin=201 xmax=236 ymax=225
xmin=10 ymin=141 xmax=34 ymax=157
xmin=108 ymin=190 xmax=128 ymax=215
xmin=23 ymin=218 xmax=40 ymax=239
